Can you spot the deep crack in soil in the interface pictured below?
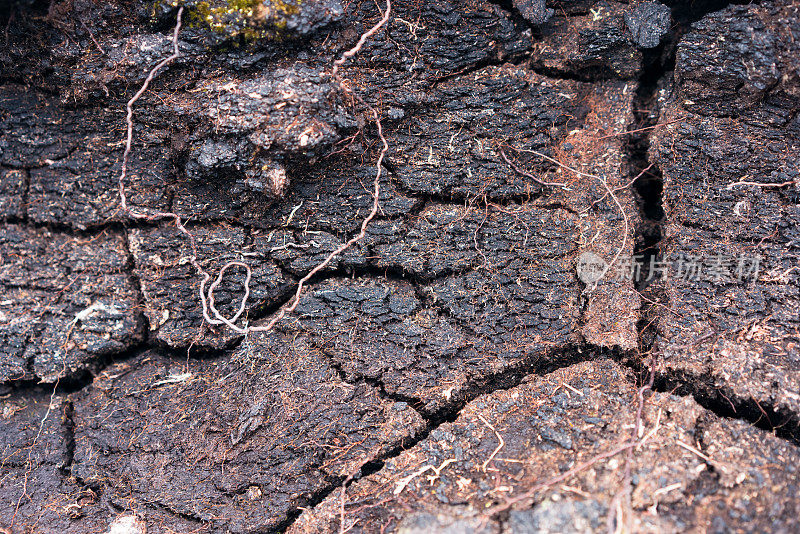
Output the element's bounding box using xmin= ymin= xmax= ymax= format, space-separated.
xmin=1 ymin=0 xmax=799 ymax=532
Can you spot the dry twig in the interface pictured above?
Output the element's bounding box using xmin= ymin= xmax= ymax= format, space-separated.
xmin=726 ymin=179 xmax=797 ymax=190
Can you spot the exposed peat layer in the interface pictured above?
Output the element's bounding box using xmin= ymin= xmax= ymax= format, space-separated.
xmin=0 ymin=0 xmax=798 ymax=532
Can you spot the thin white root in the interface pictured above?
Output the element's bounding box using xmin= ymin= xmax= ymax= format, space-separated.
xmin=118 ymin=2 xmax=393 ymax=336
xmin=676 ymin=440 xmax=712 ymax=462
xmin=478 ymin=414 xmax=505 ymax=472
xmin=393 ymin=457 xmax=456 ymax=496
xmin=502 ymin=145 xmax=631 ymax=281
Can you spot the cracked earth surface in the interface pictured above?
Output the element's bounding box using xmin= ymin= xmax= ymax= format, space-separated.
xmin=1 ymin=0 xmax=798 ymax=532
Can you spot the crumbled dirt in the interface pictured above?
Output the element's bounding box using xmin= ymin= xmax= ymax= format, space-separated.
xmin=0 ymin=86 xmax=173 ymax=229
xmin=290 ymin=360 xmax=800 ymax=533
xmin=0 ymin=0 xmax=798 ymax=532
xmin=0 ymin=225 xmax=143 ymax=383
xmin=530 ymin=0 xmax=648 ymax=79
xmin=648 ymin=0 xmax=800 ymax=428
xmin=0 ymin=392 xmax=205 ymax=533
xmin=70 ymin=343 xmax=424 ymax=532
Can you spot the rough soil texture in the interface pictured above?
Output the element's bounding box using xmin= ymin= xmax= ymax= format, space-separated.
xmin=648 ymin=0 xmax=800 ymax=427
xmin=0 ymin=0 xmax=798 ymax=532
xmin=290 ymin=360 xmax=800 ymax=533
